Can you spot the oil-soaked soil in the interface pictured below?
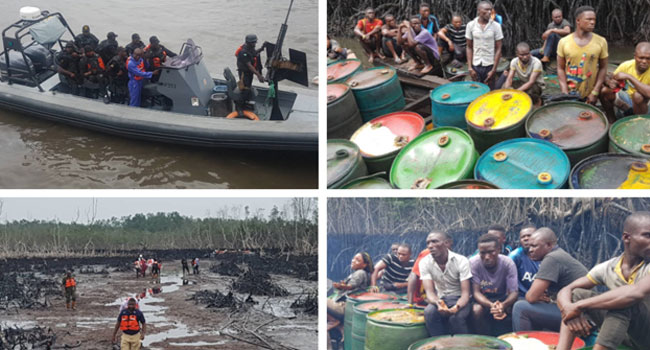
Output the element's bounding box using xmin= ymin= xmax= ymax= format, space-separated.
xmin=0 ymin=251 xmax=317 ymax=350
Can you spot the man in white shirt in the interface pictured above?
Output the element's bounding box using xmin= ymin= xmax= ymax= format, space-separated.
xmin=420 ymin=231 xmax=473 ymax=336
xmin=466 ymin=0 xmax=503 ymax=89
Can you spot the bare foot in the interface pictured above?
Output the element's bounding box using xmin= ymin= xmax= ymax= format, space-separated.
xmin=377 ymin=52 xmax=386 ymax=59
xmin=394 ymin=56 xmax=402 ymax=64
xmin=541 ymin=56 xmax=550 ymax=63
xmin=420 ymin=65 xmax=433 ymax=74
xmin=368 ymin=54 xmax=374 ymax=64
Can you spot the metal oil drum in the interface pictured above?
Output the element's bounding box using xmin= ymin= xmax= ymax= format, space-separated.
xmin=608 ymin=115 xmax=650 ymax=158
xmin=327 ymin=83 xmax=363 ymax=139
xmin=340 ymin=174 xmax=393 ymax=189
xmin=436 ymin=179 xmax=499 ymax=189
xmin=351 ymin=300 xmax=409 ymax=350
xmin=390 ymin=127 xmax=478 ymax=189
xmin=327 ymin=139 xmax=367 ymax=189
xmin=409 ymin=335 xmax=513 ymax=350
xmin=343 ymin=292 xmax=397 ymax=350
xmin=499 ymin=331 xmax=584 ymax=350
xmin=569 ymin=153 xmax=650 ymax=189
xmin=526 ymin=101 xmax=608 ymax=165
xmin=350 ymin=111 xmax=425 ymax=175
xmin=430 ymin=81 xmax=489 ymax=129
xmin=365 ymin=309 xmax=428 ymax=350
xmin=474 ymin=138 xmax=571 ymax=189
xmin=327 ymin=59 xmax=362 ymax=84
xmin=346 ymin=67 xmax=406 ymax=123
xmin=466 ymin=89 xmax=533 ymax=153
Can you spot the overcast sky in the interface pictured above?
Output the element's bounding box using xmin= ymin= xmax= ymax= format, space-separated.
xmin=0 ymin=198 xmax=306 ymax=223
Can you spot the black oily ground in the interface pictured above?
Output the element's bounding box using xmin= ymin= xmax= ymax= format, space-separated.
xmin=212 ymin=253 xmax=317 ymax=281
xmin=290 ymin=291 xmax=317 ymax=315
xmin=0 ymin=273 xmax=59 ymax=310
xmin=0 ymin=325 xmax=57 ymax=350
xmin=231 ymin=270 xmax=289 ymax=297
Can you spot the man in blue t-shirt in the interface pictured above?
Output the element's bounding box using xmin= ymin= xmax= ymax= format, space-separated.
xmin=112 ymin=298 xmax=146 ymax=349
xmin=508 ymin=224 xmax=540 ymax=298
xmin=418 ymin=3 xmax=440 ymax=37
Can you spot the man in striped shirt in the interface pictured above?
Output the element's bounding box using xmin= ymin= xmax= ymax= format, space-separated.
xmin=437 ymin=14 xmax=467 ymax=66
xmin=370 ymin=243 xmax=414 ymax=294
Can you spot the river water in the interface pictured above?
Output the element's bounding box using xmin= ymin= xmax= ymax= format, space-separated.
xmin=0 ymin=0 xmax=318 ymax=189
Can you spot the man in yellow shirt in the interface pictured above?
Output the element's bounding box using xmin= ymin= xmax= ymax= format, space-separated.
xmin=557 ymin=6 xmax=608 ymax=105
xmin=599 ymin=42 xmax=650 ymax=122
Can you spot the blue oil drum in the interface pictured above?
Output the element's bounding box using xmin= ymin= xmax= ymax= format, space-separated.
xmin=430 ymin=81 xmax=489 ymax=129
xmin=346 ymin=67 xmax=406 ymax=123
xmin=474 ymin=138 xmax=570 ymax=189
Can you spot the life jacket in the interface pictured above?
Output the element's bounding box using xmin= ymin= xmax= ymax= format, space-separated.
xmin=144 ymin=44 xmax=167 ymax=68
xmin=235 ymin=45 xmax=259 ymax=70
xmin=65 ymin=277 xmax=76 ymax=288
xmin=119 ymin=313 xmax=140 ymax=332
xmin=126 ymin=57 xmax=146 ymax=81
xmin=85 ymin=55 xmax=105 ymax=72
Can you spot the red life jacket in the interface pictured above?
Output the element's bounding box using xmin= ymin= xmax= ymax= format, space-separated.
xmin=144 ymin=44 xmax=167 ymax=68
xmin=120 ymin=314 xmax=140 ymax=332
xmin=126 ymin=57 xmax=146 ymax=81
xmin=235 ymin=45 xmax=259 ymax=69
xmin=65 ymin=277 xmax=76 ymax=288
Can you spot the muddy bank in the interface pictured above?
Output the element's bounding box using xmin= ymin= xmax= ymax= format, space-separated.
xmin=0 ymin=252 xmax=317 ymax=350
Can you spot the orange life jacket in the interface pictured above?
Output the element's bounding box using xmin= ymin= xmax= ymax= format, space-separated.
xmin=85 ymin=56 xmax=105 ymax=71
xmin=144 ymin=44 xmax=167 ymax=68
xmin=65 ymin=277 xmax=76 ymax=288
xmin=235 ymin=45 xmax=259 ymax=69
xmin=126 ymin=57 xmax=146 ymax=81
xmin=120 ymin=314 xmax=140 ymax=332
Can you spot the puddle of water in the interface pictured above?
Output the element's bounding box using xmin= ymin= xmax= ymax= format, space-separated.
xmin=142 ymin=322 xmax=194 ymax=347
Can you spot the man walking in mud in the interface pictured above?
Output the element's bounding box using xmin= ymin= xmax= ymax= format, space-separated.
xmin=62 ymin=271 xmax=77 ymax=310
xmin=113 ymin=298 xmax=146 ymax=350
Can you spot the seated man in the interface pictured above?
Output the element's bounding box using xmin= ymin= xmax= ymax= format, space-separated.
xmin=508 ymin=224 xmax=540 ymax=299
xmin=420 ymin=231 xmax=472 ymax=336
xmin=531 ymin=9 xmax=571 ymax=63
xmin=556 ymin=211 xmax=650 ymax=350
xmin=471 ymin=224 xmax=513 ymax=257
xmin=437 ymin=13 xmax=467 ymax=65
xmin=470 ymin=234 xmax=519 ymax=336
xmin=504 ymin=42 xmax=545 ymax=106
xmin=600 ymin=42 xmax=650 ymax=122
xmin=397 ymin=16 xmax=440 ymax=75
xmin=354 ymin=8 xmax=384 ymax=63
xmin=327 ymin=35 xmax=348 ymax=60
xmin=144 ymin=36 xmax=177 ymax=83
xmin=381 ymin=14 xmax=404 ymax=63
xmin=370 ymin=243 xmax=414 ymax=294
xmin=512 ymin=228 xmax=588 ymax=332
xmin=418 ymin=3 xmax=440 ymax=37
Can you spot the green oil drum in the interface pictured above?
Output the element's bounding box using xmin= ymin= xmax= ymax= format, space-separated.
xmin=350 ymin=301 xmax=409 ymax=350
xmin=526 ymin=101 xmax=609 ymax=166
xmin=436 ymin=179 xmax=499 ymax=189
xmin=390 ymin=127 xmax=478 ymax=189
xmin=365 ymin=309 xmax=428 ymax=350
xmin=569 ymin=153 xmax=650 ymax=189
xmin=328 ymin=84 xmax=363 ymax=139
xmin=327 ymin=140 xmax=367 ymax=189
xmin=609 ymin=115 xmax=650 ymax=158
xmin=408 ymin=335 xmax=513 ymax=350
xmin=346 ymin=67 xmax=406 ymax=123
xmin=466 ymin=89 xmax=533 ymax=153
xmin=350 ymin=112 xmax=425 ymax=175
xmin=327 ymin=59 xmax=362 ymax=84
xmin=341 ymin=174 xmax=393 ymax=189
xmin=343 ymin=293 xmax=397 ymax=350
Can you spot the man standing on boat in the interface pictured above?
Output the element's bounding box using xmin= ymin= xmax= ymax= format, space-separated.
xmin=56 ymin=42 xmax=81 ymax=95
xmin=126 ymin=48 xmax=155 ymax=107
xmin=466 ymin=0 xmax=503 ymax=89
xmin=75 ymin=25 xmax=99 ymax=51
xmin=236 ymin=34 xmax=266 ymax=96
xmin=126 ymin=34 xmax=145 ymax=56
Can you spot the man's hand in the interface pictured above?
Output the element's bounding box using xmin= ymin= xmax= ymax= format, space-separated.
xmin=561 ymin=302 xmax=582 ymax=322
xmin=485 ymin=69 xmax=496 ymax=83
xmin=436 ymin=299 xmax=452 ymax=315
xmin=541 ymin=30 xmax=551 ymax=40
xmin=369 ymin=285 xmax=380 ymax=293
xmin=587 ymin=93 xmax=598 ymax=105
xmin=448 ymin=42 xmax=455 ymax=51
xmin=613 ymin=72 xmax=629 ymax=82
xmin=257 ymin=74 xmax=265 ymax=83
xmin=565 ymin=315 xmax=593 ymax=338
xmin=140 ymin=333 xmax=145 ymax=340
xmin=469 ymin=68 xmax=478 ymax=81
xmin=490 ymin=301 xmax=507 ymax=320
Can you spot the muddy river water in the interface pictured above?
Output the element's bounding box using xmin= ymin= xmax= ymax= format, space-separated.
xmin=0 ymin=0 xmax=318 ymax=189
